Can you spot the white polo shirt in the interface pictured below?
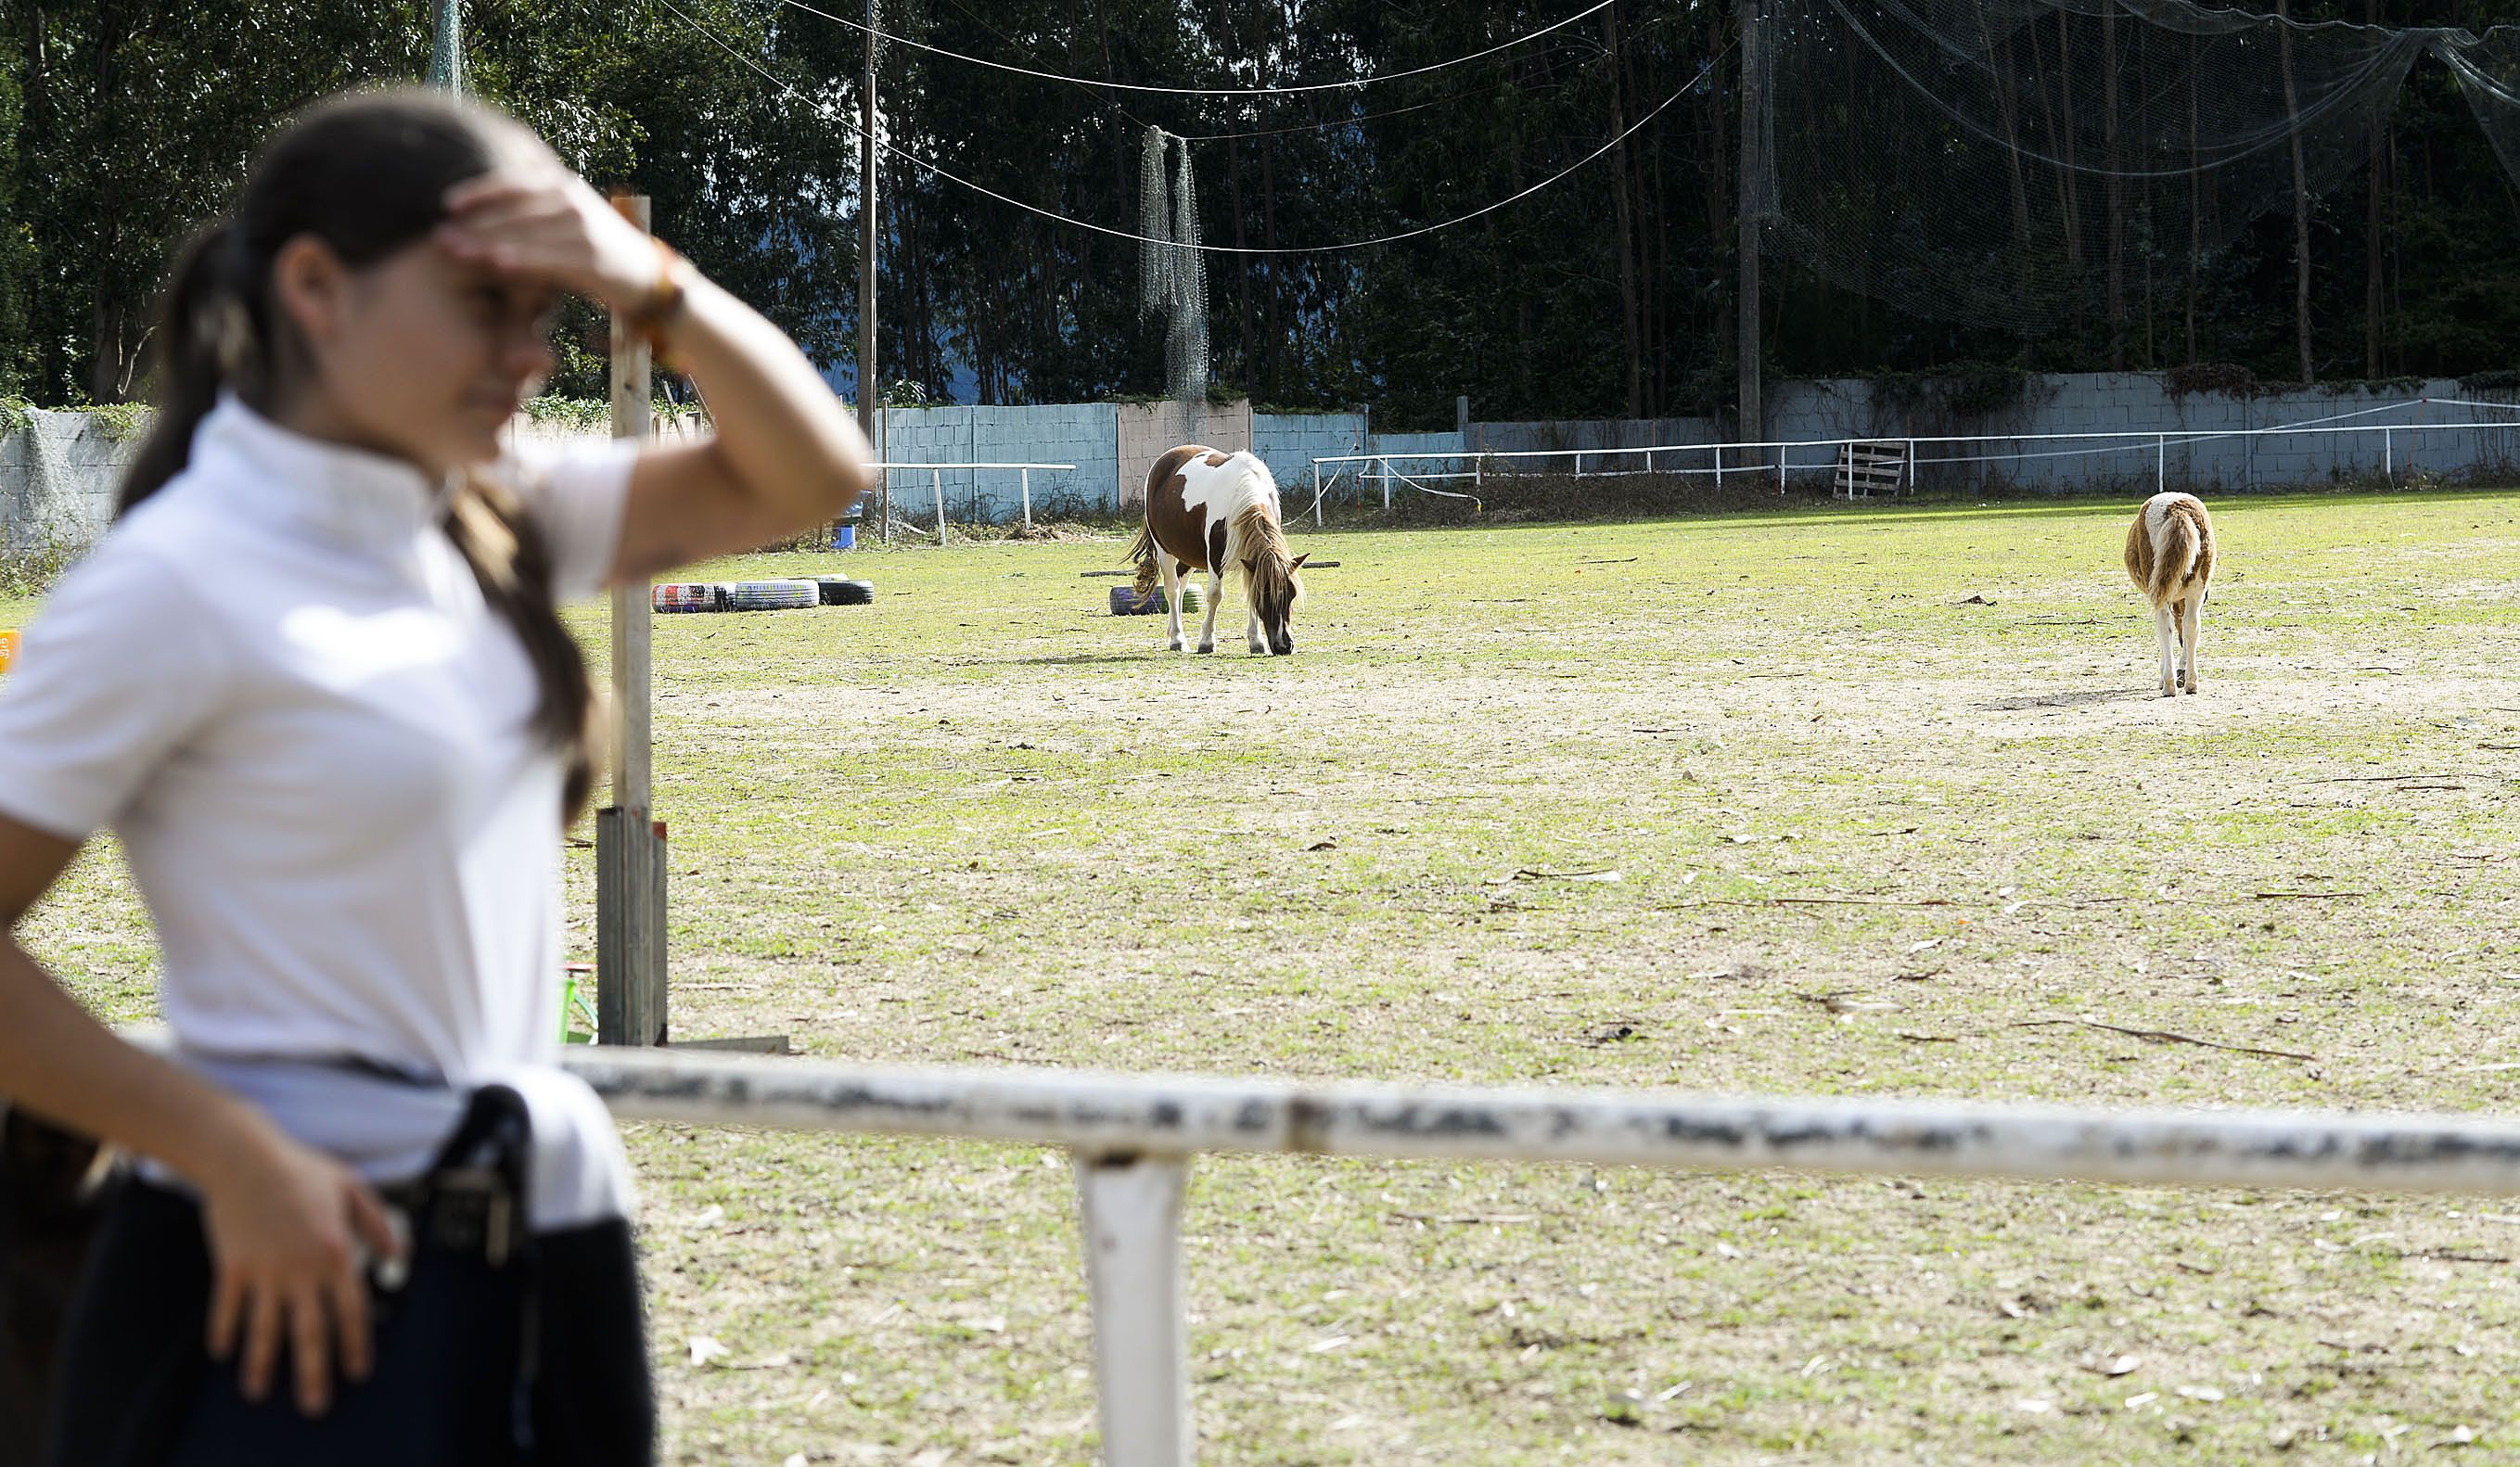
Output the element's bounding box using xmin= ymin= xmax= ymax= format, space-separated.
xmin=0 ymin=398 xmax=639 ymax=1229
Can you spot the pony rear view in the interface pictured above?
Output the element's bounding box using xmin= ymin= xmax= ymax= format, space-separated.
xmin=2123 ymin=491 xmax=2217 ymax=696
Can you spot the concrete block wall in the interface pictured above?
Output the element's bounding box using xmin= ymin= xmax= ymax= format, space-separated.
xmin=1253 ymin=413 xmax=1367 ymax=499
xmin=1766 ymin=376 xmax=2520 ymax=493
xmin=1467 ymin=415 xmax=1718 ymax=471
xmin=13 ymin=383 xmax=2519 ymax=550
xmin=1 ymin=411 xmax=139 ymax=555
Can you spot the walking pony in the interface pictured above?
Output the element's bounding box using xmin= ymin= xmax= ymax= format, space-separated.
xmin=1128 ymin=445 xmax=1309 ymax=656
xmin=2123 ymin=491 xmax=2217 ymax=696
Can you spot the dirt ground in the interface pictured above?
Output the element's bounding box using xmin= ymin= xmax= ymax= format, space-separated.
xmin=17 ymin=488 xmax=2520 ymax=1462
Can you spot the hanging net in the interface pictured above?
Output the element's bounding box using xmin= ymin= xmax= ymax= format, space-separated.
xmin=2439 ymin=27 xmax=2520 ymax=185
xmin=1139 ymin=126 xmax=1210 ymax=402
xmin=1755 ymin=0 xmax=2505 ymax=344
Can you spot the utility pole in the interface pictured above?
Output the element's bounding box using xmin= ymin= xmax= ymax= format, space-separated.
xmin=427 ymin=0 xmax=463 ymax=94
xmin=1736 ymin=0 xmax=1764 ymax=466
xmin=860 ymin=0 xmax=888 ymax=537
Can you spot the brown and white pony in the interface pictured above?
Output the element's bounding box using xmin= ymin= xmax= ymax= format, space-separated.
xmin=1128 ymin=445 xmax=1309 ymax=656
xmin=2123 ymin=491 xmax=2217 ymax=697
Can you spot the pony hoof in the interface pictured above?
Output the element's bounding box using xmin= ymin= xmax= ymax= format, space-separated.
xmin=2185 ymin=682 xmax=2202 ymax=695
xmin=2159 ymin=680 xmax=2178 ymax=698
xmin=1196 ymin=644 xmax=1215 ymax=655
xmin=1165 ymin=639 xmax=1184 ymax=652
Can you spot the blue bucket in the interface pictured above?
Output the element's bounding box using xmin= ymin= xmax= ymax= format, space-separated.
xmin=830 ymin=521 xmax=858 ymax=550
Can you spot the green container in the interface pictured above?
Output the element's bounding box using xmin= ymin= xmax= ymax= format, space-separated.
xmin=560 ymin=972 xmax=598 ymax=1044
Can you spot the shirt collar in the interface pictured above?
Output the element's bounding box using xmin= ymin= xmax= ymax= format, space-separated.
xmin=192 ymin=396 xmax=455 ymax=553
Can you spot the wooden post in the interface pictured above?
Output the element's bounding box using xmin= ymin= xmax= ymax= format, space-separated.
xmin=599 ymin=196 xmax=667 ymax=1049
xmin=1737 ymin=0 xmax=1764 ymax=474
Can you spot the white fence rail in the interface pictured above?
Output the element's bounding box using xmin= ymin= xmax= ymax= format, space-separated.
xmin=873 ymin=460 xmax=1077 ymax=541
xmin=561 ymin=1048 xmax=2520 ymax=1466
xmin=1305 ymin=397 xmax=2520 ymax=517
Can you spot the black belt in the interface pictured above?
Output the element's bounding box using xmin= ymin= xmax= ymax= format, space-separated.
xmin=369 ymin=1084 xmax=534 ymax=1291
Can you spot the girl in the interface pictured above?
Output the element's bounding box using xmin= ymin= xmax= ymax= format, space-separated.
xmin=0 ymin=88 xmax=873 ymax=1462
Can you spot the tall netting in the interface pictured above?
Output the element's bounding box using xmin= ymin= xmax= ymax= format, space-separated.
xmin=1758 ymin=0 xmax=2434 ymax=341
xmin=2440 ymin=27 xmax=2520 ymax=186
xmin=1138 ymin=126 xmax=1210 ymax=403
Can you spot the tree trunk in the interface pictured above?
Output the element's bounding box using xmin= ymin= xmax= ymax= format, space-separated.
xmin=2363 ymin=0 xmax=2386 ymax=377
xmin=1260 ymin=133 xmax=1280 ymax=403
xmin=2186 ymin=32 xmax=2200 ymax=365
xmin=1738 ymin=0 xmax=1763 ymax=445
xmin=1705 ymin=19 xmax=1733 ymax=412
xmin=2277 ymin=0 xmax=2314 ymax=385
xmin=1603 ymin=4 xmax=1644 ymax=418
xmin=2024 ymin=15 xmax=2079 ymax=271
xmin=2102 ymin=2 xmax=2125 ymax=365
xmin=2054 ymin=13 xmax=2084 ymax=268
xmin=1987 ymin=27 xmax=2033 ymax=278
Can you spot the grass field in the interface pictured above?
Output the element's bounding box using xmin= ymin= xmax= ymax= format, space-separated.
xmin=15 ymin=488 xmax=2520 ymax=1463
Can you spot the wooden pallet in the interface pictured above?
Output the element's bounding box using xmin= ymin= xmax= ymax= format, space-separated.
xmin=1836 ymin=440 xmax=1908 ymax=499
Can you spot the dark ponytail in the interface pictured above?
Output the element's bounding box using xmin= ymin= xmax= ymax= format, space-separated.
xmin=120 ymin=89 xmax=604 ymax=821
xmin=119 ymin=224 xmax=260 ymax=516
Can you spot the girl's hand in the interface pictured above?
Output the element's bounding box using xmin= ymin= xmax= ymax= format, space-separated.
xmin=436 ymin=168 xmax=662 ymax=313
xmin=198 ymin=1123 xmax=404 ymax=1417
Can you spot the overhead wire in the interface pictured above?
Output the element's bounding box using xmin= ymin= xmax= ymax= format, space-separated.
xmin=768 ymin=0 xmax=1619 ymax=96
xmin=653 ymin=0 xmax=1723 ymax=255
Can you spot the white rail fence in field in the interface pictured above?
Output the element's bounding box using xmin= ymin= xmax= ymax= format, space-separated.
xmin=1305 ymin=397 xmax=2520 ymax=518
xmin=562 ymin=1048 xmax=2520 ymax=1466
xmin=874 ymin=460 xmax=1077 ymax=542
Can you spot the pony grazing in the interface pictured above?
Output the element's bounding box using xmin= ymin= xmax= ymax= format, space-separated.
xmin=2123 ymin=491 xmax=2218 ymax=697
xmin=1128 ymin=445 xmax=1309 ymax=656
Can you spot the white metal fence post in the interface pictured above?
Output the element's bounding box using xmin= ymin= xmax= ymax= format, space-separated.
xmin=1776 ymin=446 xmax=1784 ymax=496
xmin=933 ymin=468 xmax=948 ymax=545
xmin=1075 ymin=1153 xmax=1194 ymax=1467
xmin=1311 ymin=463 xmax=1322 ymax=526
xmin=2385 ymin=427 xmax=2393 ymax=482
xmin=1380 ymin=458 xmax=1391 ymax=512
xmin=1021 ymin=468 xmax=1032 ymax=529
xmin=1715 ymin=445 xmax=1724 ymax=489
xmin=2156 ymin=435 xmax=2166 ymax=495
xmin=1906 ymin=439 xmax=1915 ymax=495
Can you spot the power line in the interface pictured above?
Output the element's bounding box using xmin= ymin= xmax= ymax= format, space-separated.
xmin=655 ymin=0 xmax=1720 ymax=255
xmin=817 ymin=0 xmax=1676 ymax=148
xmin=1179 ymin=9 xmax=1693 ymax=143
xmin=770 ymin=0 xmax=1618 ymax=97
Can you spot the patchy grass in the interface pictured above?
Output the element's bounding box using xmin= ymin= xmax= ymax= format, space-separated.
xmin=17 ymin=489 xmax=2520 ymax=1462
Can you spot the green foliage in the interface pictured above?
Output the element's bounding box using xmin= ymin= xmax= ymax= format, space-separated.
xmin=519 ymin=395 xmax=614 ymax=433
xmin=6 ymin=0 xmax=2520 ymax=423
xmin=519 ymin=395 xmax=712 ymax=433
xmin=73 ymin=402 xmax=151 ymax=444
xmin=0 ymin=396 xmax=31 ymax=442
xmin=1870 ymin=362 xmax=2036 ymax=422
xmin=0 ymin=529 xmax=84 ymax=601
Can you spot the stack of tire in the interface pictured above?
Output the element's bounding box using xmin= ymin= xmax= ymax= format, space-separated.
xmin=723 ymin=579 xmax=821 ymax=611
xmin=653 ymin=582 xmax=721 ymax=614
xmin=650 ymin=578 xmax=873 ymax=613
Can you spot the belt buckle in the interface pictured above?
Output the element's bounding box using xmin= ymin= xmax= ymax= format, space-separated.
xmin=427 ymin=1165 xmax=518 ymax=1268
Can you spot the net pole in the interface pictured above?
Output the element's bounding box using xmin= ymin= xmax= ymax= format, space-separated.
xmin=1737 ymin=0 xmax=1764 ymax=463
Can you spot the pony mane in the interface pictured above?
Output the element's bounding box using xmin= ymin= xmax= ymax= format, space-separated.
xmin=1234 ymin=502 xmax=1303 ymax=623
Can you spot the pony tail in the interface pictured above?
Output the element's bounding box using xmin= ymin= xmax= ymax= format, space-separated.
xmin=119 ymin=223 xmax=257 ymax=517
xmin=445 ymin=474 xmax=606 ymax=823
